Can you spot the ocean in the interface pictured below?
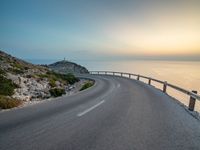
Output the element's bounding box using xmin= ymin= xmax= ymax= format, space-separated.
xmin=28 ymin=59 xmax=200 ymax=112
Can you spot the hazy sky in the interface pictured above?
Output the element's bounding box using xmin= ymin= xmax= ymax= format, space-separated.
xmin=1 ymin=0 xmax=200 ymax=61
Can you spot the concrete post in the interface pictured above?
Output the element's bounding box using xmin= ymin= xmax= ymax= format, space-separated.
xmin=188 ymin=91 xmax=197 ymax=111
xmin=163 ymin=81 xmax=167 ymax=93
xmin=137 ymin=75 xmax=140 ymax=80
xmin=148 ymin=78 xmax=151 ymax=85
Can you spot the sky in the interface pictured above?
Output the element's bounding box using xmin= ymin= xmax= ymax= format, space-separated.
xmin=1 ymin=0 xmax=200 ymax=62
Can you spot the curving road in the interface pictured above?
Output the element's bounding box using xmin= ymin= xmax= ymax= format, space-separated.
xmin=0 ymin=75 xmax=200 ymax=150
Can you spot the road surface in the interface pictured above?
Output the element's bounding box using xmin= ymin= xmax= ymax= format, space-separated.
xmin=0 ymin=75 xmax=200 ymax=150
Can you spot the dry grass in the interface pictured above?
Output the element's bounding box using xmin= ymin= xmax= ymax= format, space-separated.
xmin=0 ymin=95 xmax=22 ymax=109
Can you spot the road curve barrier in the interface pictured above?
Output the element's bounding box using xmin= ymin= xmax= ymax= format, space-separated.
xmin=89 ymin=71 xmax=200 ymax=112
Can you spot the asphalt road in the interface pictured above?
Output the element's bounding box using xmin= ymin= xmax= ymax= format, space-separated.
xmin=0 ymin=75 xmax=200 ymax=150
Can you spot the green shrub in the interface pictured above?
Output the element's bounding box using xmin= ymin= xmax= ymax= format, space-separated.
xmin=49 ymin=79 xmax=56 ymax=87
xmin=0 ymin=68 xmax=6 ymax=75
xmin=12 ymin=62 xmax=24 ymax=70
xmin=0 ymin=75 xmax=18 ymax=96
xmin=8 ymin=68 xmax=24 ymax=74
xmin=26 ymin=74 xmax=32 ymax=78
xmin=49 ymin=88 xmax=66 ymax=97
xmin=47 ymin=71 xmax=79 ymax=84
xmin=0 ymin=95 xmax=22 ymax=109
xmin=39 ymin=71 xmax=79 ymax=85
xmin=37 ymin=74 xmax=48 ymax=78
xmin=64 ymin=73 xmax=80 ymax=84
xmin=80 ymin=82 xmax=94 ymax=91
xmin=24 ymin=66 xmax=29 ymax=70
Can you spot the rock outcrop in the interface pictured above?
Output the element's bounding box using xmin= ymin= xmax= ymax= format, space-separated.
xmin=48 ymin=60 xmax=89 ymax=74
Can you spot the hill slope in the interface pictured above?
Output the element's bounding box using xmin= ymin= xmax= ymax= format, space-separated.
xmin=0 ymin=50 xmax=80 ymax=107
xmin=48 ymin=60 xmax=89 ymax=74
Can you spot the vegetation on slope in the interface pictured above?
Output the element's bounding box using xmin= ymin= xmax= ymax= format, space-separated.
xmin=0 ymin=68 xmax=6 ymax=75
xmin=49 ymin=88 xmax=66 ymax=97
xmin=0 ymin=95 xmax=22 ymax=109
xmin=38 ymin=71 xmax=79 ymax=97
xmin=80 ymin=81 xmax=94 ymax=91
xmin=38 ymin=71 xmax=79 ymax=86
xmin=0 ymin=69 xmax=21 ymax=109
xmin=0 ymin=50 xmax=85 ymax=109
xmin=0 ymin=74 xmax=18 ymax=96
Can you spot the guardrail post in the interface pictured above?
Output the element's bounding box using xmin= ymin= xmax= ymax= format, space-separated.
xmin=113 ymin=72 xmax=115 ymax=76
xmin=188 ymin=91 xmax=197 ymax=111
xmin=129 ymin=74 xmax=131 ymax=78
xmin=97 ymin=72 xmax=99 ymax=75
xmin=137 ymin=75 xmax=140 ymax=80
xmin=163 ymin=81 xmax=167 ymax=93
xmin=121 ymin=73 xmax=123 ymax=77
xmin=148 ymin=78 xmax=151 ymax=85
xmin=105 ymin=72 xmax=107 ymax=75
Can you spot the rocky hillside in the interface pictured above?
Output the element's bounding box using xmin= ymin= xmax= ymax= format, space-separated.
xmin=0 ymin=50 xmax=80 ymax=107
xmin=48 ymin=60 xmax=89 ymax=74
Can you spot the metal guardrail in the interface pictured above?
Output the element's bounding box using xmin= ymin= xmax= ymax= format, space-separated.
xmin=89 ymin=71 xmax=200 ymax=111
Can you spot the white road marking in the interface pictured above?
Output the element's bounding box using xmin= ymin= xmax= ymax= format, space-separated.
xmin=77 ymin=100 xmax=105 ymax=117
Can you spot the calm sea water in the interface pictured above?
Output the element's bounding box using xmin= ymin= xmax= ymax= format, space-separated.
xmin=29 ymin=59 xmax=200 ymax=112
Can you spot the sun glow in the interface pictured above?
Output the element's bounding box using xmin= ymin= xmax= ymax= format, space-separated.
xmin=104 ymin=5 xmax=200 ymax=56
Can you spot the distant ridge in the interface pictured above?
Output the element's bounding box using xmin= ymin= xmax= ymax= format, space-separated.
xmin=48 ymin=60 xmax=89 ymax=74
